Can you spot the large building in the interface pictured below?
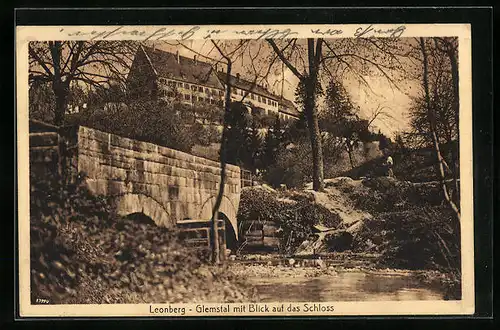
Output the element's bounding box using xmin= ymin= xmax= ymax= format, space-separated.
xmin=127 ymin=45 xmax=299 ymax=120
xmin=127 ymin=45 xmax=225 ymax=107
xmin=215 ymin=71 xmax=300 ymax=121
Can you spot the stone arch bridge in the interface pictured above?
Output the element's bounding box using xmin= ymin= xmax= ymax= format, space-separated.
xmin=29 ymin=123 xmax=241 ymax=250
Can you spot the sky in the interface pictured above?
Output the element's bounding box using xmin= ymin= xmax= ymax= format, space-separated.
xmin=144 ymin=39 xmax=418 ymax=137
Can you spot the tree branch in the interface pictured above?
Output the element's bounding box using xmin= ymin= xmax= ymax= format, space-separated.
xmin=267 ymin=39 xmax=304 ymax=80
xmin=29 ymin=44 xmax=53 ymax=78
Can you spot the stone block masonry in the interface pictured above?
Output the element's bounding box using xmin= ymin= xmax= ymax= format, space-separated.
xmin=76 ymin=126 xmax=241 ymax=238
xmin=29 ymin=131 xmax=61 ymax=179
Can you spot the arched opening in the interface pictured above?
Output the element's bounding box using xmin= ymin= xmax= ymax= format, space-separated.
xmin=123 ymin=212 xmax=156 ymax=225
xmin=198 ymin=195 xmax=239 ymax=241
xmin=218 ymin=212 xmax=237 ymax=254
xmin=114 ymin=212 xmax=157 ymax=232
xmin=113 ymin=193 xmax=172 ymax=228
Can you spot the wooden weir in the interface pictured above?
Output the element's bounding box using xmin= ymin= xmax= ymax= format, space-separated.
xmin=176 ymin=219 xmax=227 ymax=260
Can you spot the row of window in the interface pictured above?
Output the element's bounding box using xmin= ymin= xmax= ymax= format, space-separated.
xmin=159 ymin=77 xmax=289 ymax=110
xmin=159 ymin=90 xmax=223 ymax=105
xmin=231 ymin=88 xmax=278 ymax=107
xmin=158 ymin=77 xmax=224 ymax=97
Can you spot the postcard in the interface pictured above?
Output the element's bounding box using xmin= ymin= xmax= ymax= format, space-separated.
xmin=17 ymin=23 xmax=474 ymax=317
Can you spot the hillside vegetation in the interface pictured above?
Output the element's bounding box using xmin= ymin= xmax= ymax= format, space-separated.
xmin=30 ymin=172 xmax=256 ymax=304
xmin=340 ymin=142 xmax=459 ymax=183
xmin=237 ymin=175 xmax=461 ymax=299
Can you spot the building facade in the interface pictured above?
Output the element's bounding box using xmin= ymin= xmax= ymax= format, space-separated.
xmin=215 ymin=71 xmax=300 ymax=121
xmin=127 ymin=45 xmax=225 ymax=107
xmin=127 ymin=45 xmax=299 ymax=120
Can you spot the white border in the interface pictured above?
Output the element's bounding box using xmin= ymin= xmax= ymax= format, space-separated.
xmin=16 ymin=23 xmax=474 ymax=317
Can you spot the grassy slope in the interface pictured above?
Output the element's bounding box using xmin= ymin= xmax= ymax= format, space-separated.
xmin=340 ymin=142 xmax=459 ymax=183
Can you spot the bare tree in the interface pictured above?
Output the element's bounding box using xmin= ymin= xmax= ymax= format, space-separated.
xmin=205 ymin=40 xmax=254 ymax=264
xmin=29 ymin=41 xmax=137 ymax=125
xmin=267 ymin=38 xmax=325 ymax=191
xmin=434 ymin=37 xmax=460 ymax=203
xmin=166 ymin=40 xmax=280 ymax=262
xmin=267 ymin=37 xmax=404 ymax=191
xmin=419 ymin=37 xmax=461 ymax=221
xmin=368 ymin=104 xmax=395 ymax=128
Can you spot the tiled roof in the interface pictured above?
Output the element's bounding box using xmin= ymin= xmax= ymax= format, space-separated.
xmin=216 ymin=71 xmax=279 ymax=102
xmin=278 ymin=97 xmax=300 ymax=117
xmin=216 ymin=71 xmax=300 ymax=117
xmin=141 ymin=46 xmax=224 ymax=90
xmin=141 ymin=46 xmax=300 ymax=118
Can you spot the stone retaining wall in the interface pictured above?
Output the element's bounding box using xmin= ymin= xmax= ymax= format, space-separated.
xmin=77 ymin=126 xmax=241 ymax=236
xmin=29 ymin=131 xmax=61 ymax=179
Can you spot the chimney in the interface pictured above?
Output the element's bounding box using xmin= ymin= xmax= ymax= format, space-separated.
xmin=236 ymin=73 xmax=240 ymax=81
xmin=193 ymin=55 xmax=197 ymax=63
xmin=176 ymin=50 xmax=180 ymax=64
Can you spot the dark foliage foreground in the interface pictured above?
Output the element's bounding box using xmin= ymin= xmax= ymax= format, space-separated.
xmin=30 ymin=172 xmax=255 ymax=304
xmin=342 ymin=177 xmax=462 ymax=299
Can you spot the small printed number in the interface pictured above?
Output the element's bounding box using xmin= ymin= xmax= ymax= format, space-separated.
xmin=35 ymin=298 xmax=50 ymax=304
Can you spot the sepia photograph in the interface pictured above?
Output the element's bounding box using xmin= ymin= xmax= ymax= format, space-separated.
xmin=17 ymin=24 xmax=474 ymax=316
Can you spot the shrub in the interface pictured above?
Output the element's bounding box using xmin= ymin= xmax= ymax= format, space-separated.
xmin=237 ymin=188 xmax=341 ymax=255
xmin=72 ymin=99 xmax=223 ymax=154
xmin=30 ymin=171 xmax=254 ymax=304
xmin=195 ymin=124 xmax=221 ymax=147
xmin=30 ymin=171 xmax=117 ymax=303
xmin=264 ymin=139 xmax=312 ymax=189
xmin=335 ymin=177 xmax=444 ymax=214
xmin=351 ymin=206 xmax=461 ymax=272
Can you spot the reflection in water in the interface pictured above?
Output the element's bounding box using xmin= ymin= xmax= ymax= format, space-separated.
xmin=249 ymin=270 xmax=444 ymax=302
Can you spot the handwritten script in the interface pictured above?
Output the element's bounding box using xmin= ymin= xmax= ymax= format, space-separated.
xmin=354 ymin=24 xmax=406 ymax=38
xmin=59 ymin=24 xmax=406 ymax=41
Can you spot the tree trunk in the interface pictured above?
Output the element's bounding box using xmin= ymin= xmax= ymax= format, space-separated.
xmin=446 ymin=40 xmax=461 ymax=205
xmin=306 ymin=39 xmax=324 ymax=192
xmin=346 ymin=139 xmax=355 ymax=169
xmin=49 ymin=42 xmax=68 ymax=126
xmin=53 ymin=82 xmax=69 ymax=126
xmin=447 ymin=40 xmax=460 ymax=137
xmin=210 ymin=60 xmax=233 ymax=264
xmin=304 ymin=77 xmax=324 ymax=191
xmin=266 ymin=38 xmax=325 ymax=191
xmin=420 ymin=38 xmax=461 ymax=222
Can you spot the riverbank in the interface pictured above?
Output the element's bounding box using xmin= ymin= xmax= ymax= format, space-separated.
xmin=236 ymin=176 xmax=461 ymax=300
xmin=228 ymin=257 xmax=453 ymax=302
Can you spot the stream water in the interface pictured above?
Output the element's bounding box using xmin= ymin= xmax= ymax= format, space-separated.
xmin=245 ymin=269 xmax=445 ymax=302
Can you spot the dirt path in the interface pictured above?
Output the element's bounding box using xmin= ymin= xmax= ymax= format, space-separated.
xmin=305 ymin=177 xmax=373 ymax=225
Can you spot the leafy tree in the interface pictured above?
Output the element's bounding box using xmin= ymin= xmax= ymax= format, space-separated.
xmin=320 ymin=80 xmax=372 ymax=169
xmin=248 ymin=113 xmax=266 ymax=173
xmin=261 ymin=115 xmax=283 ymax=171
xmin=266 ymin=137 xmax=312 ymax=189
xmin=29 ymin=82 xmax=56 ymax=123
xmin=324 ymin=80 xmax=354 ymax=122
xmin=224 ymin=102 xmax=254 ymax=169
xmin=378 ymin=131 xmax=392 ymax=152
